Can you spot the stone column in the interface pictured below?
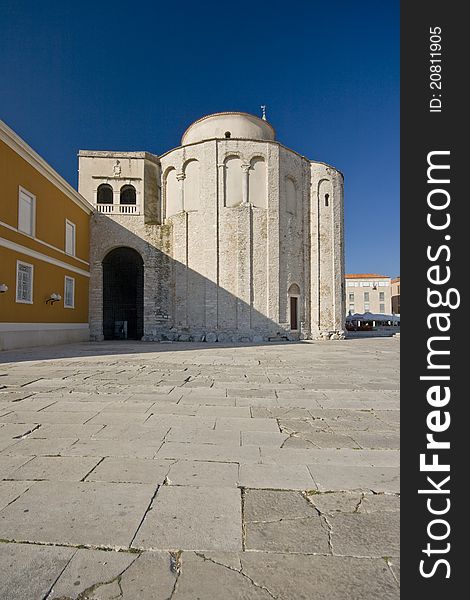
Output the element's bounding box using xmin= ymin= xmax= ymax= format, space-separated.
xmin=176 ymin=173 xmax=185 ymax=213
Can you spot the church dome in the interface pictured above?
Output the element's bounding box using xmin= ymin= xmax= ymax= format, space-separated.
xmin=181 ymin=112 xmax=275 ymax=145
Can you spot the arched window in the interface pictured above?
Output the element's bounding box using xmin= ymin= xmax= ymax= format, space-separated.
xmin=97 ymin=184 xmax=113 ymax=204
xmin=249 ymin=157 xmax=266 ymax=209
xmin=183 ymin=160 xmax=200 ymax=212
xmin=165 ymin=168 xmax=178 ymax=218
xmin=224 ymin=156 xmax=243 ymax=207
xmin=120 ymin=185 xmax=136 ymax=205
xmin=286 ymin=178 xmax=297 ymax=215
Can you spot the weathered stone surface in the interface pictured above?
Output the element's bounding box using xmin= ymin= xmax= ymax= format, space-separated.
xmin=308 ymin=464 xmax=400 ymax=493
xmin=132 ymin=486 xmax=242 ymax=551
xmin=350 ymin=431 xmax=400 ymax=449
xmin=0 ymin=542 xmax=75 ymax=600
xmin=0 ymin=481 xmax=156 ymax=548
xmin=239 ymin=464 xmax=316 ymax=490
xmin=166 ymin=460 xmax=238 ymax=487
xmin=330 ymin=512 xmax=400 ymax=557
xmin=242 ymin=431 xmax=289 ymax=447
xmin=2 ymin=437 xmax=79 ymax=456
xmin=166 ymin=427 xmax=240 ymax=446
xmin=244 ymin=489 xmax=314 ymax=522
xmin=172 ymin=552 xmax=273 ymax=599
xmin=0 ymin=455 xmax=32 ymax=478
xmin=85 ymin=457 xmax=173 ymax=484
xmin=0 ymin=481 xmax=32 ymax=511
xmin=8 ymin=456 xmax=101 ymax=481
xmin=49 ymin=548 xmax=137 ymax=599
xmin=246 ymin=516 xmax=330 ymax=554
xmin=240 ymin=553 xmax=399 ymax=600
xmin=0 ymin=338 xmax=400 ymax=599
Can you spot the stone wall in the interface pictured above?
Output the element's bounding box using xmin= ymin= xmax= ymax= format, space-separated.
xmin=81 ymin=138 xmax=345 ymax=342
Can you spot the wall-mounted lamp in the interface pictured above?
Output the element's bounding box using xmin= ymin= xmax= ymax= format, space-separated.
xmin=45 ymin=293 xmax=62 ymax=305
xmin=0 ymin=284 xmax=8 ymax=293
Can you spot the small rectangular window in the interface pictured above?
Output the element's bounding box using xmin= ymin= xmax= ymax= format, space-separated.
xmin=16 ymin=261 xmax=34 ymax=303
xmin=380 ymin=303 xmax=385 ymax=313
xmin=364 ymin=292 xmax=370 ymax=302
xmin=65 ymin=220 xmax=76 ymax=256
xmin=364 ymin=303 xmax=370 ymax=312
xmin=379 ymin=291 xmax=385 ymax=301
xmin=64 ymin=276 xmax=75 ymax=308
xmin=349 ymin=293 xmax=354 ymax=302
xmin=18 ymin=188 xmax=36 ymax=236
xmin=349 ymin=303 xmax=355 ymax=312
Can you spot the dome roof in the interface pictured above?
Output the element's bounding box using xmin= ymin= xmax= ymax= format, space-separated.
xmin=181 ymin=112 xmax=275 ymax=145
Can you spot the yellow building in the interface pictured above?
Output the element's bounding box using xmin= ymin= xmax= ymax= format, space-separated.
xmin=0 ymin=120 xmax=93 ymax=350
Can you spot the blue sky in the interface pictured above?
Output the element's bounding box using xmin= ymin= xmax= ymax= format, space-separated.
xmin=0 ymin=0 xmax=399 ymax=276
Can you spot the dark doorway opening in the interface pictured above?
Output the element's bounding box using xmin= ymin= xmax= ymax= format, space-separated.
xmin=290 ymin=296 xmax=298 ymax=331
xmin=103 ymin=247 xmax=144 ymax=340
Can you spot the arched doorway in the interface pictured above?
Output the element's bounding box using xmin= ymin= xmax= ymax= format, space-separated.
xmin=102 ymin=247 xmax=144 ymax=340
xmin=288 ymin=283 xmax=301 ymax=331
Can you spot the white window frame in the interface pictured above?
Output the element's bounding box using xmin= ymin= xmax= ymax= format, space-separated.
xmin=64 ymin=276 xmax=75 ymax=309
xmin=16 ymin=260 xmax=34 ymax=304
xmin=65 ymin=219 xmax=76 ymax=256
xmin=18 ymin=186 xmax=36 ymax=237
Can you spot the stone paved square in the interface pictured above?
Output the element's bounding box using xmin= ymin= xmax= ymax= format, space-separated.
xmin=0 ymin=338 xmax=400 ymax=598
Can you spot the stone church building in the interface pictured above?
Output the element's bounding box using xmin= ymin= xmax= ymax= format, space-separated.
xmin=78 ymin=112 xmax=345 ymax=343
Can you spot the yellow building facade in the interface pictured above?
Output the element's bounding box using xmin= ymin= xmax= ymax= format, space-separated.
xmin=0 ymin=120 xmax=93 ymax=350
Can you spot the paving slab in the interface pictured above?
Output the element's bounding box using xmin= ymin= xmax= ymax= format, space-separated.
xmin=0 ymin=455 xmax=33 ymax=478
xmin=62 ymin=439 xmax=161 ymax=458
xmin=0 ymin=481 xmax=32 ymax=511
xmin=350 ymin=431 xmax=400 ymax=449
xmin=238 ymin=464 xmax=316 ymax=490
xmin=155 ymin=441 xmax=260 ymax=463
xmin=48 ymin=547 xmax=138 ymax=600
xmin=132 ymin=486 xmax=242 ymax=551
xmin=2 ymin=437 xmax=79 ymax=456
xmin=167 ymin=460 xmax=239 ymax=487
xmin=85 ymin=551 xmax=177 ymax=600
xmin=0 ymin=542 xmax=75 ymax=600
xmin=172 ymin=552 xmax=273 ymax=599
xmin=0 ymin=481 xmax=156 ymax=548
xmin=329 ymin=511 xmax=400 ymax=557
xmin=308 ymin=464 xmax=400 ymax=493
xmin=240 ymin=552 xmax=399 ymax=599
xmin=7 ymin=455 xmax=101 ymax=481
xmin=166 ymin=426 xmax=241 ymax=446
xmin=86 ymin=457 xmax=173 ymax=484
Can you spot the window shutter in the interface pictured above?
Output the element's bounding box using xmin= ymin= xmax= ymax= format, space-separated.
xmin=18 ymin=191 xmax=33 ymax=235
xmin=65 ymin=221 xmax=75 ymax=255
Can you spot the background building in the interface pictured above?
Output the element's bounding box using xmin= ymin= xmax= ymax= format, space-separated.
xmin=345 ymin=273 xmax=392 ymax=315
xmin=0 ymin=120 xmax=93 ymax=350
xmin=79 ymin=112 xmax=346 ymax=342
xmin=391 ymin=276 xmax=400 ymax=314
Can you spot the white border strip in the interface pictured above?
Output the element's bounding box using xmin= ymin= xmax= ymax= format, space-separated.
xmin=0 ymin=323 xmax=89 ymax=332
xmin=0 ymin=237 xmax=90 ymax=278
xmin=0 ymin=120 xmax=94 ymax=215
xmin=0 ymin=220 xmax=89 ymax=267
